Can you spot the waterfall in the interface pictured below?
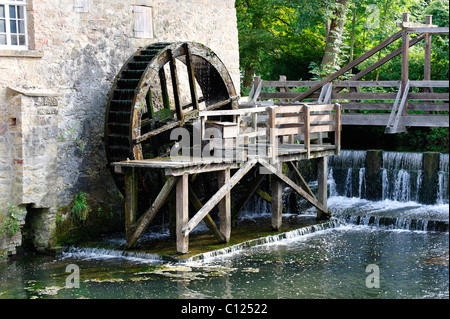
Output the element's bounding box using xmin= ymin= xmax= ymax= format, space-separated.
xmin=382 ymin=152 xmax=423 ymax=202
xmin=327 ymin=151 xmax=366 ymax=198
xmin=339 ymin=214 xmax=448 ymax=232
xmin=186 ymin=219 xmax=344 ymax=263
xmin=438 ymin=154 xmax=449 ymax=205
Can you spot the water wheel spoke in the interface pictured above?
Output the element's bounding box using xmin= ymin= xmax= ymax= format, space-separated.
xmin=134 ymin=109 xmax=199 ymax=144
xmin=168 ymin=49 xmax=183 ymax=121
xmin=183 ymin=43 xmax=199 ymax=110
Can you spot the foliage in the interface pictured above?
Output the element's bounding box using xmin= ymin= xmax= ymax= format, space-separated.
xmin=0 ymin=204 xmax=25 ymax=238
xmin=71 ymin=192 xmax=90 ymax=224
xmin=236 ymin=0 xmax=449 ymax=152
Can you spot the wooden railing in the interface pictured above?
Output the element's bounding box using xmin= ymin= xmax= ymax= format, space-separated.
xmin=198 ymin=103 xmax=341 ymax=163
xmin=244 ymin=76 xmax=449 ymax=133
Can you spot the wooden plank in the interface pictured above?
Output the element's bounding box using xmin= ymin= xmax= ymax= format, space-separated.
xmin=276 ymin=126 xmax=304 ymax=137
xmin=409 ymin=103 xmax=449 ymax=111
xmin=182 ymin=160 xmax=257 ymax=236
xmin=291 ymin=30 xmax=403 ymax=102
xmin=310 ymin=114 xmax=334 ymax=123
xmin=218 ymin=168 xmax=231 ymax=242
xmin=271 ymin=164 xmax=283 ymax=231
xmin=334 ymin=81 xmax=401 ymax=87
xmin=205 ymin=95 xmax=240 ymax=112
xmin=200 ymin=106 xmax=266 ymax=117
xmin=262 ymin=80 xmax=321 ymax=87
xmin=303 ymin=105 xmax=310 ymax=159
xmin=124 ymin=168 xmax=138 ymax=243
xmin=126 ymin=177 xmax=176 ymax=249
xmin=317 ymin=156 xmax=330 ymax=220
xmin=424 ymin=15 xmax=433 ymax=84
xmin=268 ymin=107 xmax=277 ymax=163
xmin=176 ymin=175 xmax=189 ymax=254
xmin=334 ymin=103 xmax=341 ymax=155
xmin=189 ymin=188 xmax=226 ymax=243
xmin=310 ymin=104 xmax=335 ymax=112
xmin=169 ymin=49 xmax=183 ymax=121
xmin=183 ymin=43 xmax=199 ymax=110
xmin=407 ymin=93 xmax=449 ymax=100
xmin=259 ymin=159 xmax=330 ymax=216
xmin=401 ymin=12 xmax=410 ymax=116
xmin=332 ymin=92 xmax=398 ymax=100
xmin=342 ymin=113 xmax=450 ymax=127
xmin=309 ymin=124 xmax=335 ymax=133
xmin=406 ymin=27 xmax=449 ymax=34
xmin=386 ymin=83 xmax=404 ymax=129
xmin=276 ymin=116 xmax=303 ymax=125
xmin=274 ymin=104 xmax=304 ymax=114
xmin=260 ymin=92 xmax=320 ymax=99
xmin=410 ymin=81 xmax=449 ymax=88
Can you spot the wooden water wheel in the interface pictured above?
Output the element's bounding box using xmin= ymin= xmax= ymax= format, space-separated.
xmin=105 ymin=42 xmax=238 ymax=205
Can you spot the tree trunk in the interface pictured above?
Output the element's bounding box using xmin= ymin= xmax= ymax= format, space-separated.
xmin=320 ymin=0 xmax=349 ymax=75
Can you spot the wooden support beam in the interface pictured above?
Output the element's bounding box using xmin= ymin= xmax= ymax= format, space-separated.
xmin=291 ymin=30 xmax=403 ymax=102
xmin=271 ymin=165 xmax=283 ymax=230
xmin=124 ymin=168 xmax=138 ymax=243
xmin=287 ymin=161 xmax=316 ymax=200
xmin=401 ymin=12 xmax=410 ymax=116
xmin=126 ymin=177 xmax=177 ymax=249
xmin=182 ymin=160 xmax=257 ymax=236
xmin=317 ymin=156 xmax=329 ymax=220
xmin=188 ymin=188 xmax=226 ymax=243
xmin=218 ymin=168 xmax=231 ymax=242
xmin=259 ymin=159 xmax=331 ymax=217
xmin=176 ymin=175 xmax=189 ymax=254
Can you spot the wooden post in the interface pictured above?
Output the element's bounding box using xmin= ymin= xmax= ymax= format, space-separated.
xmin=176 ymin=175 xmax=189 ymax=254
xmin=124 ymin=167 xmax=138 ymax=243
xmin=303 ymin=104 xmax=311 ymax=159
xmin=271 ymin=163 xmax=283 ymax=231
xmin=424 ymin=15 xmax=433 ymax=107
xmin=334 ymin=103 xmax=341 ymax=155
xmin=268 ymin=106 xmax=277 ymax=163
xmin=424 ymin=15 xmax=432 ymax=82
xmin=126 ymin=177 xmax=176 ymax=249
xmin=218 ymin=168 xmax=231 ymax=242
xmin=169 ymin=49 xmax=183 ymax=121
xmin=317 ymin=156 xmax=328 ymax=220
xmin=401 ymin=12 xmax=410 ymax=116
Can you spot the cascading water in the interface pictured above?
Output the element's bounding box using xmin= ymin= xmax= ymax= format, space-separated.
xmin=381 ymin=152 xmax=423 ymax=202
xmin=326 ymin=150 xmax=449 ymax=232
xmin=438 ymin=153 xmax=449 ymax=205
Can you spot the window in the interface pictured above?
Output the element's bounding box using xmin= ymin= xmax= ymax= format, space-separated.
xmin=0 ymin=0 xmax=28 ymax=49
xmin=133 ymin=5 xmax=153 ymax=39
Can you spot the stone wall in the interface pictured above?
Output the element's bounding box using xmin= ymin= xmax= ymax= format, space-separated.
xmin=0 ymin=0 xmax=240 ymax=258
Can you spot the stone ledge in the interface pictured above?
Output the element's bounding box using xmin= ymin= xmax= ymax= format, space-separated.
xmin=0 ymin=50 xmax=44 ymax=58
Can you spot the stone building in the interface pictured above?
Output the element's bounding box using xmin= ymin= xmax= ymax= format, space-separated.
xmin=0 ymin=0 xmax=240 ymax=258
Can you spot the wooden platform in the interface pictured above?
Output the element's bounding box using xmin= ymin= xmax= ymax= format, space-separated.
xmin=112 ymin=103 xmax=340 ymax=254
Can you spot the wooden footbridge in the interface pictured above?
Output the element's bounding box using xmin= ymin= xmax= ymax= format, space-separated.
xmin=105 ymin=13 xmax=447 ymax=254
xmin=245 ymin=13 xmax=449 ymax=133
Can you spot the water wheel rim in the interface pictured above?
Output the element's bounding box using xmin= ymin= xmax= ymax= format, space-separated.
xmin=105 ymin=42 xmax=237 ymax=196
